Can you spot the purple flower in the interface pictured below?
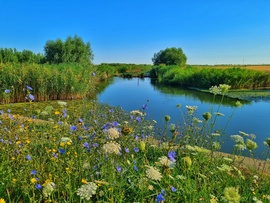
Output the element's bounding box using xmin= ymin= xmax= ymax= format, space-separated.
xmin=26 ymin=85 xmax=33 ymax=91
xmin=92 ymin=143 xmax=98 ymax=147
xmin=109 ymin=109 xmax=114 ymax=113
xmin=58 ymin=121 xmax=63 ymax=125
xmin=134 ymin=147 xmax=139 ymax=153
xmin=58 ymin=148 xmax=66 ymax=155
xmin=35 ymin=184 xmax=42 ymax=190
xmin=155 ymin=193 xmax=165 ymax=203
xmin=134 ymin=166 xmax=138 ymax=171
xmin=136 ymin=117 xmax=142 ymax=122
xmin=168 ymin=151 xmax=176 ymax=163
xmin=70 ymin=125 xmax=77 ymax=131
xmin=171 ymin=186 xmax=176 ymax=192
xmin=125 ymin=148 xmax=129 ymax=153
xmin=142 ymin=104 xmax=147 ymax=110
xmin=116 ymin=165 xmax=122 ymax=172
xmin=92 ymin=72 xmax=96 ymax=76
xmin=31 ymin=170 xmax=37 ymax=175
xmin=63 ymin=108 xmax=67 ymax=118
xmin=5 ymin=89 xmax=10 ymax=93
xmin=112 ymin=121 xmax=118 ymax=127
xmin=83 ymin=142 xmax=90 ymax=148
xmin=26 ymin=155 xmax=32 ymax=160
xmin=29 ymin=94 xmax=34 ymax=101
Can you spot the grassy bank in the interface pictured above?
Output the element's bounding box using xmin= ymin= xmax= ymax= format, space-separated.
xmin=150 ymin=65 xmax=270 ymax=89
xmin=1 ymin=85 xmax=270 ymax=202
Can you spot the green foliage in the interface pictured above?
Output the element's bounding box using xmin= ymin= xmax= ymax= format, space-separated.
xmin=151 ymin=65 xmax=270 ymax=89
xmin=44 ymin=35 xmax=94 ymax=64
xmin=95 ymin=63 xmax=152 ymax=79
xmin=152 ymin=47 xmax=187 ymax=66
xmin=0 ymin=63 xmax=96 ymax=103
xmin=0 ymin=48 xmax=45 ymax=64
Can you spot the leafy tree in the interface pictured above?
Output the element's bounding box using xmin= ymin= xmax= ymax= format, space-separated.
xmin=152 ymin=47 xmax=187 ymax=66
xmin=44 ymin=35 xmax=94 ymax=64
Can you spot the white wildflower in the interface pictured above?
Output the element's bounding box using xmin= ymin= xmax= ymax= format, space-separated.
xmin=43 ymin=182 xmax=56 ymax=198
xmin=76 ymin=182 xmax=98 ymax=200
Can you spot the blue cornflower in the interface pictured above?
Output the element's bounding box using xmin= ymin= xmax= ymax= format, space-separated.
xmin=155 ymin=193 xmax=165 ymax=203
xmin=134 ymin=166 xmax=138 ymax=171
xmin=58 ymin=148 xmax=66 ymax=155
xmin=26 ymin=155 xmax=32 ymax=160
xmin=83 ymin=142 xmax=90 ymax=148
xmin=134 ymin=147 xmax=139 ymax=153
xmin=29 ymin=94 xmax=34 ymax=101
xmin=116 ymin=165 xmax=122 ymax=172
xmin=79 ymin=118 xmax=84 ymax=123
xmin=30 ymin=170 xmax=37 ymax=175
xmin=171 ymin=186 xmax=176 ymax=192
xmin=70 ymin=125 xmax=77 ymax=131
xmin=168 ymin=151 xmax=176 ymax=163
xmin=103 ymin=122 xmax=111 ymax=129
xmin=26 ymin=85 xmax=33 ymax=91
xmin=142 ymin=104 xmax=147 ymax=110
xmin=5 ymin=89 xmax=10 ymax=93
xmin=125 ymin=148 xmax=129 ymax=153
xmin=63 ymin=108 xmax=67 ymax=118
xmin=112 ymin=121 xmax=118 ymax=127
xmin=35 ymin=184 xmax=42 ymax=190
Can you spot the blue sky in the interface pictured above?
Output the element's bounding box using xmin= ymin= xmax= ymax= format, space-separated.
xmin=1 ymin=0 xmax=270 ymax=65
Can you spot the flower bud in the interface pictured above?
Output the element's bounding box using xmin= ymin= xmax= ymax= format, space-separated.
xmin=165 ymin=115 xmax=170 ymax=122
xmin=139 ymin=141 xmax=146 ymax=152
xmin=202 ymin=112 xmax=212 ymax=121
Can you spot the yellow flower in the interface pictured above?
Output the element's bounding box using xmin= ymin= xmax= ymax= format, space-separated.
xmin=82 ymin=179 xmax=88 ymax=184
xmin=12 ymin=178 xmax=17 ymax=182
xmin=30 ymin=178 xmax=37 ymax=184
xmin=55 ymin=111 xmax=60 ymax=115
xmin=0 ymin=198 xmax=6 ymax=203
xmin=60 ymin=142 xmax=65 ymax=147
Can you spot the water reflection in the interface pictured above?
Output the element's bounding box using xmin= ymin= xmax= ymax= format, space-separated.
xmin=149 ymin=78 xmax=251 ymax=106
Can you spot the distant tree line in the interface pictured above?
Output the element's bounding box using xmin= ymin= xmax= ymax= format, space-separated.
xmin=0 ymin=35 xmax=94 ymax=65
xmin=0 ymin=48 xmax=45 ymax=64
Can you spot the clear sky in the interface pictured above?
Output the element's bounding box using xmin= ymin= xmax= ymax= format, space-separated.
xmin=1 ymin=0 xmax=270 ymax=65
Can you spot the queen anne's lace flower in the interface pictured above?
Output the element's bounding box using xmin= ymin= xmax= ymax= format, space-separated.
xmin=106 ymin=127 xmax=120 ymax=139
xmin=102 ymin=141 xmax=121 ymax=155
xmin=76 ymin=182 xmax=98 ymax=200
xmin=146 ymin=166 xmax=162 ymax=181
xmin=224 ymin=187 xmax=241 ymax=203
xmin=158 ymin=156 xmax=175 ymax=168
xmin=42 ymin=182 xmax=56 ymax=198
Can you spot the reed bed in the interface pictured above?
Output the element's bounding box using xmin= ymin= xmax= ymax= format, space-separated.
xmin=0 ymin=63 xmax=96 ymax=103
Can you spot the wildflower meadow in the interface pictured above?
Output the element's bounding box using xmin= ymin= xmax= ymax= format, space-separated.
xmin=1 ymin=84 xmax=270 ymax=203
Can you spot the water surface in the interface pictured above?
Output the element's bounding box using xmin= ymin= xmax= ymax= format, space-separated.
xmin=98 ymin=77 xmax=270 ymax=159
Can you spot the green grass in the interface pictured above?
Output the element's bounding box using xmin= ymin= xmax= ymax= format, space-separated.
xmin=1 ymin=85 xmax=270 ymax=202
